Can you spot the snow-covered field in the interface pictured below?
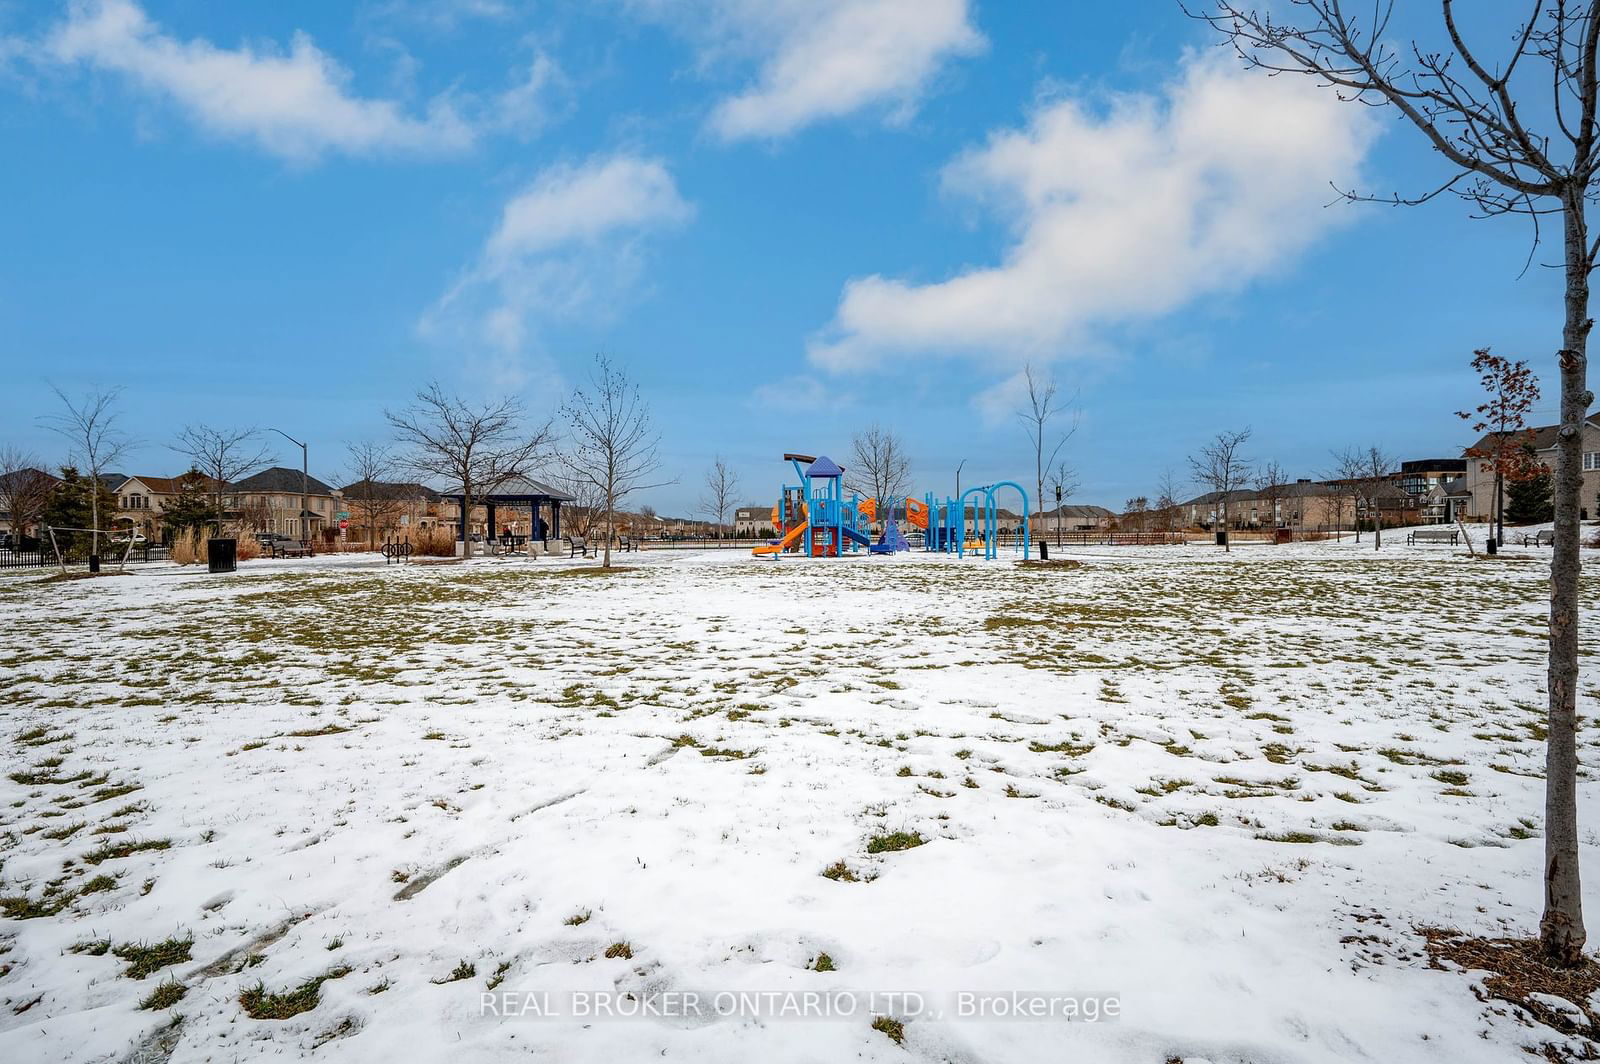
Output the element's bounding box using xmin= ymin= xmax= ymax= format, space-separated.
xmin=0 ymin=535 xmax=1596 ymax=1063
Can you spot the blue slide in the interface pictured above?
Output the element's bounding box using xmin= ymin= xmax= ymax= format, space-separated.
xmin=840 ymin=525 xmax=874 ymax=549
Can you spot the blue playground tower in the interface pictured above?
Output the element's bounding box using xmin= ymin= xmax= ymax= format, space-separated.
xmin=752 ymin=454 xmax=875 ymax=558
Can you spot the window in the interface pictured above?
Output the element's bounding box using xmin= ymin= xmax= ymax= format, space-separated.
xmin=1584 ymin=451 xmax=1600 ymax=472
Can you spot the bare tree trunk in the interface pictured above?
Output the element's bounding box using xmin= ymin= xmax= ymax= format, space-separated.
xmin=1542 ymin=189 xmax=1591 ymax=967
xmin=603 ymin=490 xmax=614 ymax=568
xmin=462 ymin=489 xmax=474 ymax=558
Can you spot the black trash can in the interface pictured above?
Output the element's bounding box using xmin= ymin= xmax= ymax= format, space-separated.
xmin=207 ymin=537 xmax=237 ymax=574
xmin=1039 ymin=540 xmax=1049 ymax=560
xmin=1216 ymin=529 xmax=1228 ymax=546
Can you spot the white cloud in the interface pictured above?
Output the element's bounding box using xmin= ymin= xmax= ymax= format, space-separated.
xmin=38 ymin=0 xmax=475 ymax=161
xmin=632 ymin=0 xmax=984 ymax=141
xmin=423 ymin=154 xmax=693 ymax=369
xmin=808 ymin=54 xmax=1380 ymax=371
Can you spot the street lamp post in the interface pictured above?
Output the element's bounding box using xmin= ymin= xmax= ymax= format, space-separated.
xmin=955 ymin=458 xmax=967 ymax=544
xmin=268 ymin=428 xmax=310 ymax=552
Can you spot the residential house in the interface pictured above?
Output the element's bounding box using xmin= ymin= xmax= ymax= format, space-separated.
xmin=230 ymin=467 xmax=342 ymax=539
xmin=734 ymin=505 xmax=774 ymax=536
xmin=1029 ymin=504 xmax=1115 ymax=537
xmin=1461 ymin=414 xmax=1600 ymax=522
xmin=111 ymin=472 xmax=223 ymax=541
xmin=1398 ymin=459 xmax=1469 ymax=523
xmin=335 ymin=481 xmax=446 ymax=543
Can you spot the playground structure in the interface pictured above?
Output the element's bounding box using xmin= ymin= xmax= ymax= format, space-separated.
xmin=752 ymin=452 xmax=1029 ymax=561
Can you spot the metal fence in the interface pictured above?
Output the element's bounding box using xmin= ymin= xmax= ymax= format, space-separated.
xmin=0 ymin=542 xmax=171 ymax=570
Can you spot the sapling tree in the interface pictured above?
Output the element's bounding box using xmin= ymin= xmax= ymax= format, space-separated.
xmin=1457 ymin=348 xmax=1543 ymax=544
xmin=43 ymin=386 xmax=133 ymax=558
xmin=1188 ymin=428 xmax=1252 ymax=550
xmin=700 ymin=457 xmax=741 ymax=535
xmin=1254 ymin=460 xmax=1291 ymax=530
xmin=1017 ymin=363 xmax=1079 ymax=538
xmin=560 ymin=356 xmax=670 ymax=568
xmin=1048 ymin=460 xmax=1081 ymax=544
xmin=388 ymin=384 xmax=554 ymax=559
xmin=1334 ymin=445 xmax=1396 ymax=549
xmin=1187 ymin=0 xmax=1599 ymax=967
xmin=343 ymin=440 xmax=404 ymax=549
xmin=172 ymin=425 xmax=273 ymax=536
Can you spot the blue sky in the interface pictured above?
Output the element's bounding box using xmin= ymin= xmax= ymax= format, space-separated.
xmin=0 ymin=0 xmax=1573 ymax=513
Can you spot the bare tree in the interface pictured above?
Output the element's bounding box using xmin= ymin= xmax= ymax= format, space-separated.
xmin=847 ymin=425 xmax=912 ymax=518
xmin=172 ymin=425 xmax=273 ymax=537
xmin=387 ymin=384 xmax=553 ymax=559
xmin=1188 ymin=428 xmax=1252 ymax=551
xmin=1124 ymin=496 xmax=1150 ymax=532
xmin=1333 ymin=445 xmax=1396 ymax=550
xmin=43 ymin=386 xmax=133 ymax=557
xmin=549 ymin=470 xmax=604 ymax=539
xmin=560 ymin=355 xmax=670 ymax=568
xmin=1187 ymin=0 xmax=1600 ymax=969
xmin=1254 ymin=460 xmax=1291 ymax=530
xmin=0 ymin=447 xmax=55 ymax=544
xmin=1017 ymin=363 xmax=1079 ymax=530
xmin=1047 ymin=460 xmax=1081 ymax=545
xmin=700 ymin=457 xmax=741 ymax=535
xmin=342 ymin=440 xmax=404 ymax=550
xmin=1155 ymin=468 xmax=1185 ymax=533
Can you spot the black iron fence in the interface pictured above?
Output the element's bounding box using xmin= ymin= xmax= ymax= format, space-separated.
xmin=0 ymin=542 xmax=171 ymax=570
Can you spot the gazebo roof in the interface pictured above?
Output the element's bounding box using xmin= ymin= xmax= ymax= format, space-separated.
xmin=441 ymin=475 xmax=575 ymax=503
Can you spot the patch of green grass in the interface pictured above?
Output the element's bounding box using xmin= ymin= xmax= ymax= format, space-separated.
xmin=283 ymin=723 xmax=351 ymax=738
xmin=113 ymin=935 xmax=193 ymax=979
xmin=41 ymin=820 xmax=86 ymax=840
xmin=871 ymin=1015 xmax=906 ymax=1044
xmin=866 ymin=831 xmax=925 ymax=855
xmin=1432 ymin=769 xmax=1470 ymax=787
xmin=240 ymin=966 xmax=351 ymax=1019
xmin=83 ymin=837 xmax=171 ymax=865
xmin=821 ymin=861 xmax=858 ymax=882
xmin=812 ymin=952 xmax=836 ymax=972
xmin=140 ymin=979 xmax=187 ymax=1010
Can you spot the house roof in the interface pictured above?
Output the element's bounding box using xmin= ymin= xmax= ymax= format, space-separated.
xmin=1465 ymin=414 xmax=1600 ymax=456
xmin=1032 ymin=504 xmax=1115 ymax=519
xmin=231 ymin=466 xmax=338 ymax=495
xmin=337 ymin=480 xmax=443 ymax=503
xmin=125 ymin=472 xmax=223 ymax=494
xmin=97 ymin=472 xmax=129 ymax=491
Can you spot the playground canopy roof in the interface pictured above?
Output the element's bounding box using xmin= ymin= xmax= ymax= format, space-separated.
xmin=805 ymin=456 xmax=844 ymax=479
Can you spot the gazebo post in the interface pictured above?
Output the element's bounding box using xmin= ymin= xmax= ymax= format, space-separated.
xmin=553 ymin=501 xmax=561 ymax=540
xmin=487 ymin=502 xmax=498 ymax=548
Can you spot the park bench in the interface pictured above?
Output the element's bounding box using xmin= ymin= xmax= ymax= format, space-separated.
xmin=1521 ymin=529 xmax=1555 ymax=547
xmin=565 ymin=536 xmax=590 ymax=558
xmin=617 ymin=536 xmax=638 ymax=553
xmin=1407 ymin=528 xmax=1458 ymax=546
xmin=271 ymin=538 xmax=310 ymax=559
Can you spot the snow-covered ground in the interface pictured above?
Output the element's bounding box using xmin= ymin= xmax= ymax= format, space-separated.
xmin=0 ymin=534 xmax=1596 ymax=1063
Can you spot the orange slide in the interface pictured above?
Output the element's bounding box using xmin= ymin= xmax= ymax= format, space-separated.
xmin=753 ymin=522 xmax=808 ymax=556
